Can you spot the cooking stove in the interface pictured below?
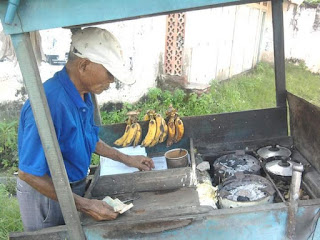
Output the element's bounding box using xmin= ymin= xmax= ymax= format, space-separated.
xmin=199 ymin=140 xmax=312 ymax=206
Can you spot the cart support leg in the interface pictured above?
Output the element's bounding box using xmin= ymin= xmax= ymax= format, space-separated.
xmin=271 ymin=0 xmax=286 ymax=108
xmin=11 ymin=32 xmax=86 ymax=240
xmin=287 ymin=164 xmax=304 ymax=239
xmin=90 ymin=93 xmax=102 ymax=126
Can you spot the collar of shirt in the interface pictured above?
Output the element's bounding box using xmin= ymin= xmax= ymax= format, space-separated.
xmin=57 ymin=67 xmax=92 ymax=112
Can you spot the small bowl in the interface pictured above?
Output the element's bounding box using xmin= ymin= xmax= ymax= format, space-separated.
xmin=165 ymin=148 xmax=189 ymax=169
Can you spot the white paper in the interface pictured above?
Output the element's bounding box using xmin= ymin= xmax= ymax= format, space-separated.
xmin=99 ymin=145 xmax=167 ymax=176
xmin=151 ymin=156 xmax=168 ymax=170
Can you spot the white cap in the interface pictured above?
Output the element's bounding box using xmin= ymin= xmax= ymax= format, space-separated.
xmin=70 ymin=27 xmax=135 ymax=85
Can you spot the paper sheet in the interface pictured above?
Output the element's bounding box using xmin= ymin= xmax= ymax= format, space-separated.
xmin=99 ymin=145 xmax=167 ymax=176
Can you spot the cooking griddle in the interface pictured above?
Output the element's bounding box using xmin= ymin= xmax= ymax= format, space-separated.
xmin=212 ymin=152 xmax=261 ymax=184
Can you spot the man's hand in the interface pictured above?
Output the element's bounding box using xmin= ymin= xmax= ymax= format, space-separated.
xmin=75 ymin=197 xmax=119 ymax=221
xmin=95 ymin=139 xmax=155 ymax=171
xmin=125 ymin=155 xmax=155 ymax=171
xmin=19 ymin=171 xmax=119 ymax=222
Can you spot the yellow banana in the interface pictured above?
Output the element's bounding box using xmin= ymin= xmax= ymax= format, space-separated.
xmin=114 ymin=124 xmax=131 ymax=146
xmin=143 ymin=109 xmax=156 ymax=121
xmin=166 ymin=116 xmax=176 ymax=147
xmin=123 ymin=123 xmax=138 ymax=147
xmin=174 ymin=117 xmax=184 ymax=143
xmin=133 ymin=123 xmax=142 ymax=147
xmin=165 ymin=104 xmax=176 ymax=118
xmin=141 ymin=119 xmax=157 ymax=147
xmin=158 ymin=117 xmax=168 ymax=143
xmin=143 ymin=114 xmax=150 ymax=121
xmin=149 ymin=114 xmax=164 ymax=147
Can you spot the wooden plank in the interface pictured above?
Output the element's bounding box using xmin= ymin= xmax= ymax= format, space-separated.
xmin=11 ymin=33 xmax=85 ymax=240
xmin=90 ymin=167 xmax=192 ymax=197
xmin=190 ymin=138 xmax=198 ymax=185
xmin=10 ymin=225 xmax=68 ymax=240
xmin=242 ymin=7 xmax=260 ymax=71
xmin=82 ymin=187 xmax=206 ymax=225
xmin=252 ymin=6 xmax=265 ymax=67
xmin=271 ymin=0 xmax=287 ymax=107
xmin=84 ymin=162 xmax=101 ymax=199
xmin=228 ymin=5 xmax=240 ymax=77
xmin=228 ymin=5 xmax=261 ymax=76
xmin=216 ymin=6 xmax=237 ymax=80
xmin=1 ymin=0 xmax=265 ymax=35
xmin=184 ymin=8 xmax=219 ymax=84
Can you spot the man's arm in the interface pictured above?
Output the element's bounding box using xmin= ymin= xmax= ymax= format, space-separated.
xmin=18 ymin=170 xmax=118 ymax=221
xmin=95 ymin=139 xmax=154 ymax=171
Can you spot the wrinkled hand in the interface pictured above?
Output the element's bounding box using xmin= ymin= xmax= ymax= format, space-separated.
xmin=126 ymin=155 xmax=155 ymax=171
xmin=79 ymin=198 xmax=119 ymax=221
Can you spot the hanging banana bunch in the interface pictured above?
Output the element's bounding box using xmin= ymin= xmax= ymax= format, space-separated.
xmin=133 ymin=122 xmax=142 ymax=147
xmin=158 ymin=117 xmax=168 ymax=143
xmin=165 ymin=104 xmax=184 ymax=147
xmin=143 ymin=109 xmax=155 ymax=121
xmin=114 ymin=110 xmax=142 ymax=148
xmin=148 ymin=113 xmax=165 ymax=147
xmin=141 ymin=112 xmax=157 ymax=147
xmin=141 ymin=110 xmax=168 ymax=147
xmin=174 ymin=115 xmax=184 ymax=143
xmin=166 ymin=114 xmax=176 ymax=147
xmin=113 ymin=118 xmax=132 ymax=146
xmin=115 ymin=106 xmax=183 ymax=148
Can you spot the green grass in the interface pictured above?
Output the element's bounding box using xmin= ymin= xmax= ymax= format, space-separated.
xmin=101 ymin=61 xmax=320 ymax=125
xmin=304 ymin=0 xmax=320 ymax=4
xmin=0 ymin=184 xmax=23 ymax=240
xmin=286 ymin=62 xmax=320 ymax=106
xmin=207 ymin=61 xmax=277 ymax=113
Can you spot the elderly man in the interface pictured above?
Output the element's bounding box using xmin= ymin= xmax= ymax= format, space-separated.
xmin=17 ymin=27 xmax=154 ymax=231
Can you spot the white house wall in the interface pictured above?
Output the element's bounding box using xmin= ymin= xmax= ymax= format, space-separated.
xmin=93 ymin=16 xmax=167 ymax=104
xmin=261 ymin=2 xmax=320 ymax=73
xmin=184 ymin=4 xmax=266 ymax=84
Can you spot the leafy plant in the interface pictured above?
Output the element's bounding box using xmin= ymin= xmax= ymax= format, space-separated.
xmin=91 ymin=153 xmax=100 ymax=165
xmin=0 ymin=184 xmax=24 ymax=239
xmin=4 ymin=178 xmax=17 ymax=196
xmin=0 ymin=121 xmax=18 ymax=170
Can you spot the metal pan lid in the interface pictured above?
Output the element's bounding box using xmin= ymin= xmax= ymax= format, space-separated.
xmin=265 ymin=159 xmax=293 ymax=177
xmin=257 ymin=145 xmax=291 ymax=159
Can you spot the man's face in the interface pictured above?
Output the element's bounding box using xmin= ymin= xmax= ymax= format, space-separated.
xmin=80 ymin=60 xmax=115 ymax=94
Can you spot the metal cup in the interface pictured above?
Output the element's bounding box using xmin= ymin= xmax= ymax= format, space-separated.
xmin=165 ymin=148 xmax=189 ymax=168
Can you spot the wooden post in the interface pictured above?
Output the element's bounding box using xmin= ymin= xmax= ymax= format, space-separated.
xmin=272 ymin=0 xmax=287 ymax=108
xmin=11 ymin=33 xmax=86 ymax=240
xmin=90 ymin=93 xmax=102 ymax=126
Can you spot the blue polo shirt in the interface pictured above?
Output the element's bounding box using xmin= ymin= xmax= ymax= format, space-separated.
xmin=18 ymin=67 xmax=100 ymax=182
